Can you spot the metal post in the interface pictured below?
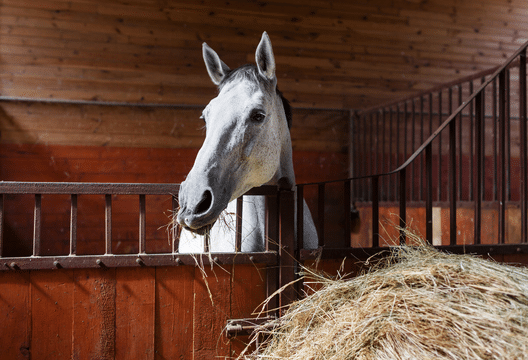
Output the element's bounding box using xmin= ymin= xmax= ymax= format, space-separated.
xmin=372 ymin=176 xmax=379 ymax=248
xmin=105 ymin=194 xmax=112 ymax=255
xmin=139 ymin=194 xmax=146 ymax=254
xmin=33 ymin=194 xmax=42 ymax=256
xmin=70 ymin=194 xmax=77 ymax=255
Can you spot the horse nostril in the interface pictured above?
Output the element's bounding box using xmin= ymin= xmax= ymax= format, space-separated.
xmin=196 ymin=190 xmax=213 ymax=214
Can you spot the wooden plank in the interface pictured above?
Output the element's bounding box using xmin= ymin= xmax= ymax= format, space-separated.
xmin=115 ymin=267 xmax=155 ymax=360
xmin=154 ymin=266 xmax=194 ymax=359
xmin=192 ymin=264 xmax=231 ymax=359
xmin=229 ymin=263 xmax=267 ymax=356
xmin=30 ymin=269 xmax=74 ymax=359
xmin=72 ymin=268 xmax=116 ymax=359
xmin=0 ymin=271 xmax=31 ymax=360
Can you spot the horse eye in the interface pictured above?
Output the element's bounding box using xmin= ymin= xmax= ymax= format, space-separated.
xmin=250 ymin=110 xmax=266 ymax=123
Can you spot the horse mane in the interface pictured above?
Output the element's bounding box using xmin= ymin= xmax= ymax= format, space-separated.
xmin=219 ymin=64 xmax=293 ymax=129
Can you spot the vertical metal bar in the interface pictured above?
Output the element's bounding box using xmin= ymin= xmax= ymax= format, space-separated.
xmin=389 ymin=108 xmax=393 ymax=200
xmin=493 ymin=78 xmax=498 ymax=201
xmin=449 ymin=111 xmax=457 ymax=246
xmin=438 ymin=91 xmax=443 ymax=202
xmin=480 ymin=76 xmax=486 ymax=201
xmin=172 ymin=195 xmax=179 ymax=253
xmin=296 ymin=185 xmax=304 ymax=251
xmin=520 ymin=49 xmax=527 ymax=243
xmin=396 ymin=105 xmax=401 ymax=198
xmin=399 ymin=168 xmax=407 ymax=245
xmin=498 ymin=70 xmax=507 ymax=244
xmin=105 ymin=194 xmax=112 ymax=255
xmin=235 ymin=197 xmax=243 ymax=252
xmin=469 ymin=81 xmax=474 ymax=201
xmin=0 ymin=194 xmax=3 ymax=257
xmin=139 ymin=194 xmax=146 ymax=254
xmin=70 ymin=194 xmax=77 ymax=255
xmin=265 ymin=192 xmax=279 ymax=315
xmin=278 ymin=189 xmax=296 ymax=309
xmin=474 ymin=92 xmax=483 ymax=245
xmin=411 ymin=100 xmax=416 ymax=201
xmin=372 ymin=176 xmax=379 ymax=248
xmin=426 ymin=144 xmax=433 ymax=244
xmin=420 ymin=96 xmax=425 ymax=201
xmin=382 ymin=109 xmax=387 ymax=200
xmin=343 ymin=180 xmax=351 ymax=247
xmin=458 ymin=84 xmax=463 ymax=201
xmin=33 ymin=194 xmax=42 ymax=256
xmin=317 ymin=183 xmax=325 ymax=247
xmin=506 ymin=70 xmax=511 ymax=201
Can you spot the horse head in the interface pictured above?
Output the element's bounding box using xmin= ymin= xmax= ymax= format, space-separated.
xmin=177 ymin=32 xmax=294 ymax=236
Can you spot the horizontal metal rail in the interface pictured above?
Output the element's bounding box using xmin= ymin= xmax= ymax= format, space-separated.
xmin=0 ymin=182 xmax=284 ymax=271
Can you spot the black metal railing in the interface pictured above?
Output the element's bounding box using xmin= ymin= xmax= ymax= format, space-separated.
xmin=300 ymin=40 xmax=528 ymax=260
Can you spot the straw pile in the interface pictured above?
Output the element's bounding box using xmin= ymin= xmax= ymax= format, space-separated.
xmin=243 ymin=243 xmax=528 ymax=359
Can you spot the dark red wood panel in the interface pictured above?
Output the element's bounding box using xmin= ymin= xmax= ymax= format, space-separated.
xmin=0 ymin=271 xmax=30 ymax=360
xmin=30 ymin=270 xmax=74 ymax=359
xmin=72 ymin=269 xmax=117 ymax=360
xmin=155 ymin=266 xmax=195 ymax=359
xmin=115 ymin=267 xmax=156 ymax=360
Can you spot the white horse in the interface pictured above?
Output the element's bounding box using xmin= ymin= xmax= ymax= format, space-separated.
xmin=176 ymin=32 xmax=318 ymax=253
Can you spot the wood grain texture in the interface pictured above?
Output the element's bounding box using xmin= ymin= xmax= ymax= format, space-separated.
xmin=1 ymin=0 xmax=526 ymax=109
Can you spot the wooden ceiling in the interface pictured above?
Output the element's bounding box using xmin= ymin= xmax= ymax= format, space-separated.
xmin=1 ymin=0 xmax=528 ymax=110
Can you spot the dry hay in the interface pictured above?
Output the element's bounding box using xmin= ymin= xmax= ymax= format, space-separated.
xmin=243 ymin=241 xmax=528 ymax=359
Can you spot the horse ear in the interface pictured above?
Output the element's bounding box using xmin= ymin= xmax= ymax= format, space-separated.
xmin=203 ymin=42 xmax=230 ymax=85
xmin=255 ymin=32 xmax=276 ymax=81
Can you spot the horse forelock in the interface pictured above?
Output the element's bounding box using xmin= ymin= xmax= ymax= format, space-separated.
xmin=218 ymin=64 xmax=292 ymax=129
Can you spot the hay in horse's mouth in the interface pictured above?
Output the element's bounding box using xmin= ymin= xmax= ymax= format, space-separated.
xmin=183 ymin=222 xmax=215 ymax=236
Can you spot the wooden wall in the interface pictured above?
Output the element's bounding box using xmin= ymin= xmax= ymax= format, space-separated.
xmin=1 ymin=0 xmax=527 ymax=109
xmin=0 ymin=264 xmax=267 ymax=359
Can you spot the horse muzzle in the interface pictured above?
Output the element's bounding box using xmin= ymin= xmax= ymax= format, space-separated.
xmin=177 ymin=182 xmax=226 ymax=235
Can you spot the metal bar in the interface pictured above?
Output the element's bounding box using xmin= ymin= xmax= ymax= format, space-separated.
xmin=343 ymin=180 xmax=351 ymax=247
xmin=236 ymin=197 xmax=243 ymax=252
xmin=278 ymin=190 xmax=296 ymax=309
xmin=70 ymin=194 xmax=77 ymax=255
xmin=265 ymin=192 xmax=279 ymax=315
xmin=33 ymin=194 xmax=42 ymax=256
xmin=506 ymin=70 xmax=511 ymax=201
xmin=372 ymin=176 xmax=379 ymax=248
xmin=172 ymin=195 xmax=179 ymax=253
xmin=388 ymin=108 xmax=392 ymax=200
xmin=318 ymin=183 xmax=325 ymax=247
xmin=0 ymin=194 xmax=3 ymax=257
xmin=105 ymin=194 xmax=112 ymax=255
xmin=438 ymin=91 xmax=443 ymax=202
xmin=458 ymin=84 xmax=463 ymax=201
xmin=139 ymin=194 xmax=146 ymax=254
xmin=520 ymin=49 xmax=528 ymax=243
xmin=399 ymin=168 xmax=407 ymax=245
xmin=469 ymin=81 xmax=474 ymax=201
xmin=426 ymin=144 xmax=433 ymax=244
xmin=480 ymin=76 xmax=486 ymax=201
xmin=1 ymin=252 xmax=278 ymax=271
xmin=0 ymin=182 xmax=276 ymax=196
xmin=474 ymin=92 xmax=483 ymax=245
xmin=411 ymin=100 xmax=416 ymax=201
xmin=296 ymin=185 xmax=304 ymax=252
xmin=499 ymin=69 xmax=507 ymax=244
xmin=493 ymin=78 xmax=498 ymax=201
xmin=420 ymin=96 xmax=425 ymax=201
xmin=382 ymin=109 xmax=387 ymax=200
xmin=449 ymin=109 xmax=457 ymax=246
xmin=300 ymin=244 xmax=528 ymax=262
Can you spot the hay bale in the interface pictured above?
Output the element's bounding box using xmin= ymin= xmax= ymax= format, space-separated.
xmin=244 ymin=244 xmax=528 ymax=359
